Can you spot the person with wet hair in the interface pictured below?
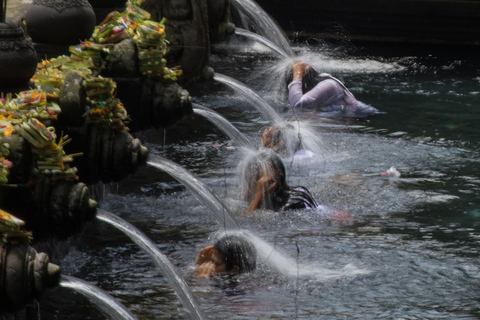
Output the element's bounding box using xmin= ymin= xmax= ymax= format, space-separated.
xmin=195 ymin=235 xmax=257 ymax=278
xmin=261 ymin=123 xmax=320 ymax=162
xmin=241 ymin=149 xmax=318 ymax=212
xmin=261 ymin=125 xmax=286 ymax=153
xmin=261 ymin=124 xmax=302 ymax=156
xmin=287 ymin=62 xmax=358 ymax=111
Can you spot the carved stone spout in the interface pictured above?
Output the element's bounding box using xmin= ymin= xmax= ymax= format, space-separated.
xmin=0 ymin=241 xmax=61 ymax=312
xmin=82 ymin=126 xmax=149 ymax=184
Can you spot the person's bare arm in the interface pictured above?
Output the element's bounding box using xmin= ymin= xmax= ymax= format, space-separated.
xmin=247 ymin=175 xmax=278 ymax=212
xmin=288 ymin=62 xmax=310 ymax=107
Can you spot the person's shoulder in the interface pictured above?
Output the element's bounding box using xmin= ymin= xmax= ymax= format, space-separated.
xmin=319 ymin=73 xmax=332 ymax=78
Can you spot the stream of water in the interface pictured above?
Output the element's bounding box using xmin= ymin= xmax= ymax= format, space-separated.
xmin=59 ymin=275 xmax=139 ymax=320
xmin=192 ymin=104 xmax=255 ymax=150
xmin=234 ymin=27 xmax=291 ymax=59
xmin=229 ymin=0 xmax=295 ymax=57
xmin=96 ymin=209 xmax=206 ymax=320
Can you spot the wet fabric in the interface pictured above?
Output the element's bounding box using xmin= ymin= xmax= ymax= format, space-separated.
xmin=281 ymin=186 xmax=318 ymax=211
xmin=288 ymin=73 xmax=358 ymax=109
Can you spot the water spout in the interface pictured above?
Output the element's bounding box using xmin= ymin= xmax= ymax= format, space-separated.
xmin=234 ymin=27 xmax=292 ymax=58
xmin=230 ymin=0 xmax=295 ymax=57
xmin=60 ymin=275 xmax=139 ymax=320
xmin=147 ymin=154 xmax=240 ymax=230
xmin=213 ymin=72 xmax=283 ymax=123
xmin=193 ymin=103 xmax=256 ymax=150
xmin=96 ymin=209 xmax=206 ymax=320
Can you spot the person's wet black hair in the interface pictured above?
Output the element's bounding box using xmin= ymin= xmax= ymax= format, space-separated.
xmin=285 ymin=64 xmax=322 ymax=94
xmin=214 ymin=235 xmax=256 ymax=273
xmin=272 ymin=124 xmax=302 ymax=155
xmin=302 ymin=66 xmax=322 ymax=93
xmin=245 ymin=149 xmax=287 ymax=187
xmin=271 ymin=127 xmax=284 ymax=148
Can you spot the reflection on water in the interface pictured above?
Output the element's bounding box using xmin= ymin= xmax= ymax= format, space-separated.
xmin=41 ymin=42 xmax=480 ymax=319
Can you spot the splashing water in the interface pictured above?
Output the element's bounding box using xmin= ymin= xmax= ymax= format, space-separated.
xmin=294 ymin=51 xmax=406 ymax=74
xmin=213 ymin=72 xmax=283 ymax=123
xmin=96 ymin=209 xmax=206 ymax=320
xmin=234 ymin=27 xmax=292 ymax=58
xmin=147 ymin=154 xmax=240 ymax=230
xmin=224 ymin=230 xmax=370 ymax=280
xmin=230 ymin=0 xmax=295 ymax=57
xmin=146 ymin=153 xmax=362 ymax=281
xmin=60 ymin=275 xmax=139 ymax=320
xmin=245 ymin=51 xmax=405 ymax=103
xmin=236 ymin=130 xmax=325 ymax=202
xmin=193 ymin=103 xmax=256 ymax=150
xmin=263 ymin=120 xmax=325 ymax=161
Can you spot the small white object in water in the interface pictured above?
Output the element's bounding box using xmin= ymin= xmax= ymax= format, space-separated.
xmin=284 ymin=149 xmax=316 ymax=163
xmin=381 ymin=166 xmax=401 ymax=178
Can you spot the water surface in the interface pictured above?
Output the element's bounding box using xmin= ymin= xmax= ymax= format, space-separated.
xmin=41 ymin=41 xmax=480 ymax=319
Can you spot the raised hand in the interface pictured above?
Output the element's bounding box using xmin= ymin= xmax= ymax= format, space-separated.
xmin=195 ymin=244 xmax=214 ymax=265
xmin=292 ymin=62 xmax=310 ymax=80
xmin=195 ymin=261 xmax=216 ymax=278
xmin=247 ymin=167 xmax=279 ymax=212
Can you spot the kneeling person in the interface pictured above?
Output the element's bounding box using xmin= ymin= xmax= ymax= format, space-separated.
xmin=241 ymin=149 xmax=318 ymax=212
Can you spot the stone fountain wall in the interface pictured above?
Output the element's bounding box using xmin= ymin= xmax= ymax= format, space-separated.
xmin=0 ymin=0 xmax=235 ymax=317
xmin=1 ymin=0 xmax=235 ymax=239
xmin=140 ymin=0 xmax=235 ymax=85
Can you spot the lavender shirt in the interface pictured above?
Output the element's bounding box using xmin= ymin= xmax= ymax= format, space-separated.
xmin=288 ymin=73 xmax=358 ymax=109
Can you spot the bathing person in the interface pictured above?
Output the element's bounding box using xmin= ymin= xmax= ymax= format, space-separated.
xmin=261 ymin=124 xmax=301 ymax=156
xmin=287 ymin=62 xmax=358 ymax=111
xmin=241 ymin=149 xmax=318 ymax=212
xmin=261 ymin=124 xmax=319 ymax=161
xmin=195 ymin=235 xmax=257 ymax=278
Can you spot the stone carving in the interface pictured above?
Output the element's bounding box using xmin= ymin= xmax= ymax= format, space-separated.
xmin=0 ymin=22 xmax=37 ymax=88
xmin=25 ymin=0 xmax=96 ymax=44
xmin=140 ymin=0 xmax=235 ymax=85
xmin=29 ymin=0 xmax=92 ymax=12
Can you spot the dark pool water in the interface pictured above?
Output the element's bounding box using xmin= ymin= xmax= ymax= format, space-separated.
xmin=39 ymin=39 xmax=480 ymax=319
